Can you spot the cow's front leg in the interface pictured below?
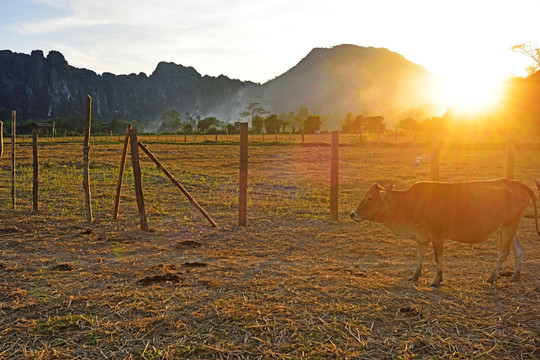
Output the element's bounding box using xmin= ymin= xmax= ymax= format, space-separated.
xmin=430 ymin=239 xmax=444 ymax=287
xmin=409 ymin=241 xmax=428 ymax=282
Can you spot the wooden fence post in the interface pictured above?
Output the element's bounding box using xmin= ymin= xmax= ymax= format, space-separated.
xmin=0 ymin=121 xmax=3 ymax=159
xmin=431 ymin=138 xmax=440 ymax=181
xmin=11 ymin=110 xmax=16 ymax=209
xmin=113 ymin=124 xmax=132 ymax=219
xmin=330 ymin=131 xmax=339 ymax=221
xmin=239 ymin=122 xmax=248 ymax=227
xmin=32 ymin=127 xmax=38 ymax=213
xmin=137 ymin=141 xmax=217 ymax=227
xmin=506 ymin=132 xmax=515 ymax=179
xmin=83 ymin=94 xmax=94 ymax=223
xmin=130 ymin=128 xmax=149 ymax=231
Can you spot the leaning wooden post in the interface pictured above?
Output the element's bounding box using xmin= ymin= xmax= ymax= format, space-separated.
xmin=430 ymin=137 xmax=440 ymax=181
xmin=137 ymin=141 xmax=217 ymax=227
xmin=11 ymin=110 xmax=16 ymax=209
xmin=506 ymin=132 xmax=515 ymax=179
xmin=32 ymin=127 xmax=39 ymax=213
xmin=83 ymin=94 xmax=94 ymax=223
xmin=113 ymin=124 xmax=132 ymax=219
xmin=238 ymin=122 xmax=248 ymax=227
xmin=330 ymin=130 xmax=339 ymax=221
xmin=130 ymin=128 xmax=149 ymax=231
xmin=215 ymin=128 xmax=218 ymax=142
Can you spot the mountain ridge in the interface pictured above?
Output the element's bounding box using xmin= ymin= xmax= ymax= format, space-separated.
xmin=0 ymin=45 xmax=444 ymax=128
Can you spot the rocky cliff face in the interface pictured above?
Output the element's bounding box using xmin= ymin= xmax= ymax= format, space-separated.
xmin=0 ymin=50 xmax=250 ymax=124
xmin=0 ymin=45 xmax=444 ymax=126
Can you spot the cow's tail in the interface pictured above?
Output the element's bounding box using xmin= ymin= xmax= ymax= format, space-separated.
xmin=514 ymin=179 xmax=540 ymax=237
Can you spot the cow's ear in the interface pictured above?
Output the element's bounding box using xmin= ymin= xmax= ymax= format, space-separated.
xmin=375 ymin=183 xmax=384 ymax=191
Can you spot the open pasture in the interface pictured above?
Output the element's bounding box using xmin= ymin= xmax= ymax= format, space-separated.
xmin=0 ymin=138 xmax=539 ymax=359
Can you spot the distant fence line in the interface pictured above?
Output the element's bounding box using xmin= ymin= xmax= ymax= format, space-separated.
xmin=2 ymin=131 xmax=536 ymax=149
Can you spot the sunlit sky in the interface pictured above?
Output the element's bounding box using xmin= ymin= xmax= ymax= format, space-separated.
xmin=1 ymin=0 xmax=540 ymax=110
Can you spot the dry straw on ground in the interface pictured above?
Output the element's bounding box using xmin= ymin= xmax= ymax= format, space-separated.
xmin=0 ymin=137 xmax=539 ymax=359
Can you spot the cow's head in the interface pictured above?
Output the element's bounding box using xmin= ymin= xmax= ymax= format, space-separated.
xmin=350 ymin=183 xmax=387 ymax=222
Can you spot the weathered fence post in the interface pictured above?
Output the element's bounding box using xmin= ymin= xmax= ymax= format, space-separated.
xmin=330 ymin=130 xmax=339 ymax=221
xmin=32 ymin=127 xmax=38 ymax=213
xmin=11 ymin=110 xmax=16 ymax=209
xmin=239 ymin=122 xmax=248 ymax=227
xmin=506 ymin=132 xmax=515 ymax=179
xmin=275 ymin=130 xmax=278 ymax=143
xmin=83 ymin=94 xmax=94 ymax=223
xmin=226 ymin=127 xmax=229 ymax=142
xmin=431 ymin=138 xmax=440 ymax=181
xmin=0 ymin=121 xmax=3 ymax=159
xmin=130 ymin=128 xmax=149 ymax=231
xmin=113 ymin=124 xmax=132 ymax=219
xmin=215 ymin=128 xmax=218 ymax=142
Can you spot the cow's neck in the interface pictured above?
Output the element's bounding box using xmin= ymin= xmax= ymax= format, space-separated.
xmin=375 ymin=190 xmax=417 ymax=238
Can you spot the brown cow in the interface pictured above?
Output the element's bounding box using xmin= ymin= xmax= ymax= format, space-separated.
xmin=350 ymin=178 xmax=540 ymax=287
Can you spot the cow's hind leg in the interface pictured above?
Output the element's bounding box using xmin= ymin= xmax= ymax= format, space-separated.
xmin=488 ymin=224 xmax=518 ymax=284
xmin=511 ymin=233 xmax=522 ymax=281
xmin=430 ymin=239 xmax=444 ymax=287
xmin=409 ymin=241 xmax=428 ymax=282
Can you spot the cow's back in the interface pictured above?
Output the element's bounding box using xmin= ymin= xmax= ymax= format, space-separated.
xmin=394 ymin=179 xmax=531 ymax=243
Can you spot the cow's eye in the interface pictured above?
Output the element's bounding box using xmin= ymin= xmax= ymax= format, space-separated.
xmin=366 ymin=197 xmax=373 ymax=202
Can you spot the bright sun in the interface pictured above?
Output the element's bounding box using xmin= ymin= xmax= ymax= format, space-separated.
xmin=441 ymin=71 xmax=506 ymax=115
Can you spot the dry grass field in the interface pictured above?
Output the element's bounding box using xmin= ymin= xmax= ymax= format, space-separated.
xmin=0 ymin=135 xmax=539 ymax=359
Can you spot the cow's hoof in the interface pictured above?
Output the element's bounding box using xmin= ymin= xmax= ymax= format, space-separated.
xmin=429 ymin=282 xmax=440 ymax=288
xmin=408 ymin=276 xmax=419 ymax=282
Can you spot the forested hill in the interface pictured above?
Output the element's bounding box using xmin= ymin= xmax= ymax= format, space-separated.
xmin=0 ymin=45 xmax=443 ymax=128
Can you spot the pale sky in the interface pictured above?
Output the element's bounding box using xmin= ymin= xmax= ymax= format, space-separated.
xmin=1 ymin=0 xmax=538 ymax=87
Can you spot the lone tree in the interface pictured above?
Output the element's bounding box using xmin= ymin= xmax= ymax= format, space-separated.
xmin=341 ymin=113 xmax=365 ymax=133
xmin=252 ymin=115 xmax=265 ymax=134
xmin=397 ymin=117 xmax=419 ymax=133
xmin=264 ymin=114 xmax=282 ymax=134
xmin=511 ymin=43 xmax=540 ymax=75
xmin=304 ymin=115 xmax=322 ymax=134
xmin=241 ymin=103 xmax=269 ymax=127
xmin=159 ymin=110 xmax=182 ymax=133
xmin=197 ymin=116 xmax=220 ymax=132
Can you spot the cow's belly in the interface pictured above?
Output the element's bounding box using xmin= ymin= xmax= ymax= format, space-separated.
xmin=429 ymin=221 xmax=503 ymax=244
xmin=387 ymin=220 xmax=503 ymax=244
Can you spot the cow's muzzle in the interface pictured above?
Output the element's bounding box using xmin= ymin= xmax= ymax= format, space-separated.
xmin=350 ymin=211 xmax=361 ymax=222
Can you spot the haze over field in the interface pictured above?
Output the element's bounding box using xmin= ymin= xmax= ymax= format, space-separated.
xmin=2 ymin=0 xmax=540 ymax=112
